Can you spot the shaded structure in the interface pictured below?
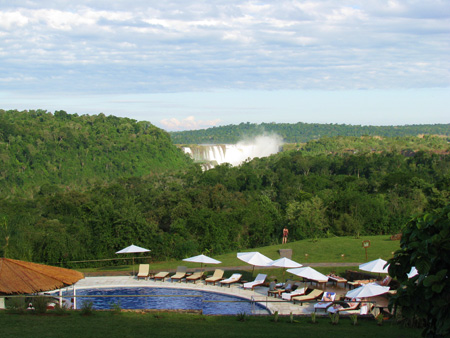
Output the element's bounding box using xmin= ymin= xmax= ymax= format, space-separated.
xmin=0 ymin=258 xmax=84 ymax=295
xmin=0 ymin=258 xmax=84 ymax=308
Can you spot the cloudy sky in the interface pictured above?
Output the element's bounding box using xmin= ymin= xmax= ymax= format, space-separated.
xmin=1 ymin=1 xmax=449 ymax=131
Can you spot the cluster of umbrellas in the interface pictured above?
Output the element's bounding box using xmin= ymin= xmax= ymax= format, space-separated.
xmin=1 ymin=242 xmax=420 ymax=306
xmin=236 ymin=251 xmax=329 ymax=283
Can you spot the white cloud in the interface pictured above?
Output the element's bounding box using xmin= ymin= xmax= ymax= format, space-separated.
xmin=160 ymin=116 xmax=222 ymax=131
xmin=0 ymin=0 xmax=448 ymax=96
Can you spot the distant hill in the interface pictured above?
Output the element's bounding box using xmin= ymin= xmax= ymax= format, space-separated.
xmin=0 ymin=109 xmax=194 ymax=197
xmin=170 ymin=122 xmax=450 ymax=144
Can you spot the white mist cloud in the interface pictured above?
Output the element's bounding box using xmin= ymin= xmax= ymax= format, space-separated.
xmin=235 ymin=133 xmax=284 ymax=162
xmin=160 ymin=115 xmax=222 ymax=130
xmin=191 ymin=133 xmax=284 ymax=167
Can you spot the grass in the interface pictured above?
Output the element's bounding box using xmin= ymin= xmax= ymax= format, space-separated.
xmin=0 ymin=311 xmax=421 ymax=338
xmin=77 ymin=235 xmax=400 ymax=279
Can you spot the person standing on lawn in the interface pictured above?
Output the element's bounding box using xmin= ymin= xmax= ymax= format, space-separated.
xmin=282 ymin=226 xmax=289 ymax=244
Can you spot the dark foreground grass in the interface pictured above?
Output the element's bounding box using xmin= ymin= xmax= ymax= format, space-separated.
xmin=0 ymin=311 xmax=421 ymax=338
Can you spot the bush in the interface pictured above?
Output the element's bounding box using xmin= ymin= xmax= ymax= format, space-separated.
xmin=236 ymin=312 xmax=249 ymax=322
xmin=32 ymin=296 xmax=49 ymax=314
xmin=110 ymin=301 xmax=122 ymax=315
xmin=329 ymin=312 xmax=340 ymax=325
xmin=6 ymin=296 xmax=27 ymax=314
xmin=80 ymin=300 xmax=94 ymax=316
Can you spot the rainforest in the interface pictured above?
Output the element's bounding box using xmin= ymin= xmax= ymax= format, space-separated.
xmin=1 ymin=109 xmax=449 ymax=266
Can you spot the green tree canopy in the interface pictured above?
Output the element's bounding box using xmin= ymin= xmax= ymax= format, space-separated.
xmin=388 ymin=204 xmax=450 ymax=337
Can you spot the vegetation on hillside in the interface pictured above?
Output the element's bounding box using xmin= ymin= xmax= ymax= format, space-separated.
xmin=1 ymin=110 xmax=449 ymax=267
xmin=170 ymin=121 xmax=450 ymax=144
xmin=0 ymin=109 xmax=193 ymax=197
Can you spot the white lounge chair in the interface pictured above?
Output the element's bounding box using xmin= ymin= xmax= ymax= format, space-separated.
xmin=314 ymin=291 xmax=336 ymax=312
xmin=243 ymin=274 xmax=267 ymax=290
xmin=327 ymin=298 xmax=360 ymax=314
xmin=281 ymin=287 xmax=306 ymax=301
xmin=219 ymin=273 xmax=242 ymax=287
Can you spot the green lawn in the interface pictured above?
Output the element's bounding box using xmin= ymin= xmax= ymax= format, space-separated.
xmin=78 ymin=235 xmax=400 ymax=279
xmin=0 ymin=311 xmax=421 ymax=338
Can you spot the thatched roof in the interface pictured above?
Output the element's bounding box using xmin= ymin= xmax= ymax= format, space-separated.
xmin=0 ymin=258 xmax=84 ymax=295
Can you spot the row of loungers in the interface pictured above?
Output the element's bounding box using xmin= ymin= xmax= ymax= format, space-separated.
xmin=280 ymin=287 xmax=373 ymax=315
xmin=138 ymin=265 xmax=245 ymax=287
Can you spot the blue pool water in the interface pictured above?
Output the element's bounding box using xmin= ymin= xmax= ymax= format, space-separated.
xmin=73 ymin=287 xmax=270 ymax=315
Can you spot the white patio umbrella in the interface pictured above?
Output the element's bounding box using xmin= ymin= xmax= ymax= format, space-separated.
xmin=116 ymin=244 xmax=151 ymax=275
xmin=269 ymin=257 xmax=303 ymax=282
xmin=346 ymin=283 xmax=390 ymax=299
xmin=359 ymin=258 xmax=389 ymax=274
xmin=182 ymin=254 xmax=221 ymax=270
xmin=407 ymin=266 xmax=419 ymax=279
xmin=286 ymin=266 xmax=329 ymax=282
xmin=237 ymin=252 xmax=273 ymax=275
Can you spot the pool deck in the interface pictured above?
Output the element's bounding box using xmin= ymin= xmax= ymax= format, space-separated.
xmin=70 ymin=276 xmax=388 ymax=316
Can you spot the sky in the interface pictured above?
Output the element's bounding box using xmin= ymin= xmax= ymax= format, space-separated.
xmin=0 ymin=1 xmax=449 ymax=131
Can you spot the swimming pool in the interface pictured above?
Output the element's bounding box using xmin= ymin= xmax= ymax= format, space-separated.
xmin=72 ymin=287 xmax=270 ymax=315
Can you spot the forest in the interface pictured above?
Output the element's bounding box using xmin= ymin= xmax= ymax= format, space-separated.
xmin=0 ymin=109 xmax=194 ymax=197
xmin=170 ymin=121 xmax=450 ymax=144
xmin=0 ymin=110 xmax=449 ymax=266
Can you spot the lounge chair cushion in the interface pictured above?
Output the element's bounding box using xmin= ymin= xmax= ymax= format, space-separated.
xmin=282 ymin=287 xmax=306 ymax=301
xmin=220 ymin=273 xmax=242 ymax=285
xmin=243 ymin=274 xmax=267 ymax=289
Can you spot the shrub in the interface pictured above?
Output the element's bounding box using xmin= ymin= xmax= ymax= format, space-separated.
xmin=32 ymin=296 xmax=49 ymax=314
xmin=376 ymin=313 xmax=384 ymax=326
xmin=310 ymin=312 xmax=317 ymax=324
xmin=272 ymin=311 xmax=279 ymax=322
xmin=236 ymin=312 xmax=249 ymax=322
xmin=53 ymin=303 xmax=68 ymax=316
xmin=349 ymin=314 xmax=358 ymax=326
xmin=110 ymin=301 xmax=122 ymax=315
xmin=80 ymin=300 xmax=94 ymax=316
xmin=329 ymin=312 xmax=339 ymax=325
xmin=6 ymin=296 xmax=27 ymax=314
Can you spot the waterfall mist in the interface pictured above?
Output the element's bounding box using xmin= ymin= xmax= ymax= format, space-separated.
xmin=182 ymin=133 xmax=283 ymax=169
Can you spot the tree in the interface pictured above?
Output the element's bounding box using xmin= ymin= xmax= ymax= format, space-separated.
xmin=388 ymin=204 xmax=450 ymax=337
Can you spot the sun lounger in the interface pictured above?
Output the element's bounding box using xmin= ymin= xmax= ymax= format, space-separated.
xmin=292 ymin=289 xmax=324 ymax=305
xmin=153 ymin=271 xmax=170 ymax=282
xmin=205 ymin=269 xmax=224 ymax=285
xmin=170 ymin=266 xmax=187 ymax=282
xmin=327 ymin=274 xmax=347 ymax=287
xmin=314 ymin=291 xmax=336 ymax=312
xmin=137 ymin=264 xmax=150 ymax=280
xmin=243 ymin=274 xmax=267 ymax=290
xmin=327 ymin=299 xmax=360 ymax=314
xmin=219 ymin=273 xmax=242 ymax=287
xmin=375 ymin=276 xmax=392 ymax=286
xmin=348 ymin=279 xmax=377 ymax=289
xmin=185 ymin=270 xmax=204 ymax=283
xmin=281 ymin=287 xmax=306 ymax=301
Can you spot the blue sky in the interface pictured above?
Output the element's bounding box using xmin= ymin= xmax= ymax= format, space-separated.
xmin=1 ymin=1 xmax=449 ymax=131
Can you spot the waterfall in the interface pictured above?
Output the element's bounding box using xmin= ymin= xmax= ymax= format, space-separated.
xmin=181 ymin=134 xmax=283 ymax=170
